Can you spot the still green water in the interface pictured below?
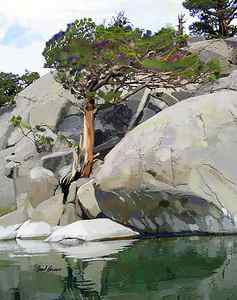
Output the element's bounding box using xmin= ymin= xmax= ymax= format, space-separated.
xmin=0 ymin=236 xmax=236 ymax=299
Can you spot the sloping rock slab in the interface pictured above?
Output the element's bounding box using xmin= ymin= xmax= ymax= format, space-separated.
xmin=46 ymin=219 xmax=139 ymax=242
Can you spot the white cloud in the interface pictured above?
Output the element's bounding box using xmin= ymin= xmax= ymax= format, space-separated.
xmin=0 ymin=0 xmax=189 ymax=75
xmin=0 ymin=42 xmax=48 ymax=75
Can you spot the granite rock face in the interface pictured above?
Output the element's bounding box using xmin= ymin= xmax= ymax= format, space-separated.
xmin=30 ymin=193 xmax=64 ymax=226
xmin=41 ymin=151 xmax=74 ymax=179
xmin=4 ymin=72 xmax=77 ymax=149
xmin=188 ymin=39 xmax=237 ymax=76
xmin=0 ymin=107 xmax=13 ymax=150
xmin=3 ymin=60 xmax=237 ymax=234
xmin=76 ymin=90 xmax=237 ymax=235
xmin=0 ymin=149 xmax=16 ymax=212
xmin=77 ymin=180 xmax=102 ymax=218
xmin=14 ymin=166 xmax=58 ymax=208
xmin=0 ymin=72 xmax=78 ymax=212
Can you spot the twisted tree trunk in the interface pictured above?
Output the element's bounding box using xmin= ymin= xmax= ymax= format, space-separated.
xmin=217 ymin=0 xmax=228 ymax=36
xmin=219 ymin=15 xmax=228 ymax=36
xmin=81 ymin=97 xmax=95 ymax=177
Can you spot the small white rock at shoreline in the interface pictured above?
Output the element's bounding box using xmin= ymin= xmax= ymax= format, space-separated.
xmin=0 ymin=218 xmax=139 ymax=242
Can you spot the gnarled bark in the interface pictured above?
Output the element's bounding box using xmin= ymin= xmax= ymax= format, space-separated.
xmin=81 ymin=98 xmax=95 ymax=177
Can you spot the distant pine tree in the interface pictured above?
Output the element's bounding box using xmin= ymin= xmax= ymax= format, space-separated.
xmin=0 ymin=70 xmax=40 ymax=107
xmin=183 ymin=0 xmax=237 ymax=38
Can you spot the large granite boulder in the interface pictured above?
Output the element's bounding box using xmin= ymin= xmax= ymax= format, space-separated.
xmin=225 ymin=36 xmax=237 ymax=56
xmin=77 ymin=90 xmax=237 ymax=235
xmin=189 ymin=39 xmax=237 ymax=76
xmin=14 ymin=165 xmax=58 ymax=208
xmin=30 ymin=193 xmax=64 ymax=226
xmin=173 ymin=69 xmax=237 ymax=101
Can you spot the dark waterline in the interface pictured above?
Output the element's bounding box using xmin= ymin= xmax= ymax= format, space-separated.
xmin=0 ymin=236 xmax=237 ymax=299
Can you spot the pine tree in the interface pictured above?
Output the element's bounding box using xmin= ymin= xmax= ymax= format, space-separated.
xmin=0 ymin=70 xmax=40 ymax=107
xmin=183 ymin=0 xmax=237 ymax=38
xmin=40 ymin=15 xmax=220 ymax=180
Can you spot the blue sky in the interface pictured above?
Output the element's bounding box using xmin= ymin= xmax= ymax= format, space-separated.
xmin=2 ymin=22 xmax=42 ymax=48
xmin=0 ymin=0 xmax=189 ymax=75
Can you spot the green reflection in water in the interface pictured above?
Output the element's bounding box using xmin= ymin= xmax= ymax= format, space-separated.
xmin=0 ymin=236 xmax=236 ymax=299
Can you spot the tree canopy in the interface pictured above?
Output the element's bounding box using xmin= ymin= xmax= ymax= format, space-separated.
xmin=42 ymin=15 xmax=219 ymax=104
xmin=183 ymin=0 xmax=237 ymax=38
xmin=20 ymin=70 xmax=40 ymax=89
xmin=0 ymin=72 xmax=21 ymax=107
xmin=0 ymin=70 xmax=40 ymax=107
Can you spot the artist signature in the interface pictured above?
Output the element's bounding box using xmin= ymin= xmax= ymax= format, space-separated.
xmin=34 ymin=264 xmax=62 ymax=272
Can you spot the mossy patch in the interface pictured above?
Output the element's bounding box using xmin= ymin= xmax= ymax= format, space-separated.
xmin=0 ymin=207 xmax=15 ymax=217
